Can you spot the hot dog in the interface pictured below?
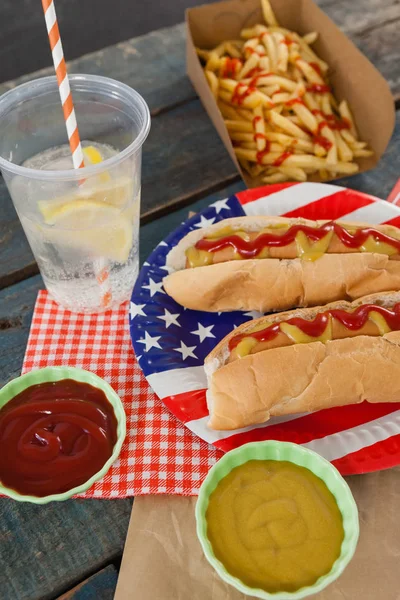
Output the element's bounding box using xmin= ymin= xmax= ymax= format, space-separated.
xmin=163 ymin=216 xmax=400 ymax=312
xmin=204 ymin=291 xmax=400 ymax=430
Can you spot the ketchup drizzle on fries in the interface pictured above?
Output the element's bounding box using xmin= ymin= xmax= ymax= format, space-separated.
xmin=229 ymin=303 xmax=400 ymax=351
xmin=306 ymin=84 xmax=331 ymax=94
xmin=196 ymin=222 xmax=400 ymax=257
xmin=313 ymin=133 xmax=333 ymax=151
xmin=221 ymin=58 xmax=242 ymax=78
xmin=256 ymin=142 xmax=272 ymax=163
xmin=232 ymin=82 xmax=256 ymax=104
xmin=272 ymin=150 xmax=293 ymax=166
xmin=308 ymin=62 xmax=323 ymax=76
xmin=286 ymin=98 xmax=306 ymax=107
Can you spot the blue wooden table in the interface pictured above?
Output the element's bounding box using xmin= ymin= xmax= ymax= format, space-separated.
xmin=0 ymin=2 xmax=399 ymax=597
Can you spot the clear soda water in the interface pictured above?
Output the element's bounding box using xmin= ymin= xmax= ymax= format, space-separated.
xmin=14 ymin=142 xmax=140 ymax=313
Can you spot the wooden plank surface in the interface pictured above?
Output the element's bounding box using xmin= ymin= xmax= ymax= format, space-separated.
xmin=0 ymin=25 xmax=193 ymax=117
xmin=57 ymin=565 xmax=118 ymax=600
xmin=0 ymin=496 xmax=132 ymax=600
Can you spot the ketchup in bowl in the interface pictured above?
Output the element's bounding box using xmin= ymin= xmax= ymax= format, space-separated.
xmin=0 ymin=379 xmax=118 ymax=497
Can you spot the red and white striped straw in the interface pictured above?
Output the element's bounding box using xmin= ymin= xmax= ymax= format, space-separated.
xmin=41 ymin=0 xmax=112 ymax=310
xmin=41 ymin=0 xmax=85 ymax=170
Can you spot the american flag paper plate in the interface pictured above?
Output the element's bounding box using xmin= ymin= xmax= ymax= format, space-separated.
xmin=130 ymin=182 xmax=400 ymax=475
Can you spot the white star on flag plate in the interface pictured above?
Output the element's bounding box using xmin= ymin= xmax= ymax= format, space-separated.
xmin=194 ymin=215 xmax=216 ymax=229
xmin=159 ymin=264 xmax=174 ymax=274
xmin=191 ymin=322 xmax=215 ymax=343
xmin=210 ymin=198 xmax=230 ymax=213
xmin=142 ymin=278 xmax=165 ymax=297
xmin=129 ymin=302 xmax=146 ymax=320
xmin=244 ymin=310 xmax=264 ymax=320
xmin=137 ymin=331 xmax=162 ymax=352
xmin=174 ymin=341 xmax=197 ymax=360
xmin=157 ymin=309 xmax=181 ymax=329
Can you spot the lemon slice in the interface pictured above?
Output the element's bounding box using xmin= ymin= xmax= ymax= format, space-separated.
xmin=44 ymin=199 xmax=133 ymax=262
xmin=39 ymin=176 xmax=133 ymax=223
xmin=83 ymin=145 xmax=111 ymax=183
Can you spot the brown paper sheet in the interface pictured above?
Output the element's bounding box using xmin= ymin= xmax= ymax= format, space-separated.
xmin=186 ymin=0 xmax=395 ymax=188
xmin=115 ymin=468 xmax=400 ymax=599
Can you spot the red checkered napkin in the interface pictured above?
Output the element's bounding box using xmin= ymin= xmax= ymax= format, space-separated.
xmin=22 ymin=291 xmax=221 ymax=498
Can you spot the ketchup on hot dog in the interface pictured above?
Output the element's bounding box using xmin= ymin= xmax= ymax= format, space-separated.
xmin=196 ymin=222 xmax=400 ymax=259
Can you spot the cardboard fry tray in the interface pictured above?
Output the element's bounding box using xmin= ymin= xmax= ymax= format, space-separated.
xmin=186 ymin=0 xmax=395 ymax=187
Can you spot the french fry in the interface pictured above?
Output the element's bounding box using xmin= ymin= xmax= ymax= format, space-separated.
xmin=225 ymin=119 xmax=253 ymax=133
xmin=261 ymin=0 xmax=278 ymax=27
xmin=243 ymin=38 xmax=259 ymax=55
xmin=224 ymin=41 xmax=243 ymax=58
xmin=251 ymin=163 xmax=268 ymax=177
xmin=259 ymin=56 xmax=271 ymax=72
xmin=218 ymin=102 xmax=241 ymax=120
xmin=205 ymin=70 xmax=219 ymax=100
xmin=296 ymin=59 xmax=324 ymax=85
xmin=230 ymin=132 xmax=255 ymax=142
xmin=335 ymin=130 xmax=353 ymax=162
xmin=353 ymin=149 xmax=374 ymax=157
xmin=253 ymin=105 xmax=267 ymax=152
xmin=290 ymin=103 xmax=318 ymax=134
xmin=264 ymin=132 xmax=314 ymax=153
xmin=206 ymin=52 xmax=221 ymax=72
xmin=339 ymin=100 xmax=358 ymax=138
xmin=269 ymin=110 xmax=311 ymax=141
xmin=241 ymin=25 xmax=268 ymax=39
xmin=243 ymin=75 xmax=297 ymax=92
xmin=241 ymin=142 xmax=258 ymax=150
xmin=263 ymin=172 xmax=288 ymax=183
xmin=272 ymin=92 xmax=291 ymax=104
xmin=260 ymin=84 xmax=280 ymax=96
xmin=303 ymin=32 xmax=318 ymax=45
xmin=274 ymin=32 xmax=289 ymax=72
xmin=278 ymin=166 xmax=307 ymax=181
xmin=196 ymin=47 xmax=210 ymax=62
xmin=260 ymin=32 xmax=278 ymax=71
xmin=235 ymin=148 xmax=359 ymax=173
xmin=238 ymin=54 xmax=259 ymax=79
xmin=237 ymin=108 xmax=254 ymax=122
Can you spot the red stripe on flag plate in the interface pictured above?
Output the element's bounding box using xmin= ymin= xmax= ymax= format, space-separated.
xmin=236 ymin=183 xmax=298 ymax=205
xmin=384 ymin=215 xmax=400 ymax=228
xmin=332 ymin=433 xmax=400 ymax=475
xmin=163 ymin=389 xmax=208 ymax=423
xmin=213 ymin=402 xmax=400 ymax=453
xmin=282 ymin=189 xmax=374 ymax=220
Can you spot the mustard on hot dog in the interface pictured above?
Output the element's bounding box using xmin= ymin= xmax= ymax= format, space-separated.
xmin=229 ymin=302 xmax=396 ymax=361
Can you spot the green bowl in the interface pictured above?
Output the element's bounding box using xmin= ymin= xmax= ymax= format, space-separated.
xmin=0 ymin=367 xmax=126 ymax=504
xmin=196 ymin=441 xmax=359 ymax=599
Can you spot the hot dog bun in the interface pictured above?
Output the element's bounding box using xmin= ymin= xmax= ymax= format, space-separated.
xmin=204 ymin=291 xmax=400 ymax=430
xmin=163 ymin=217 xmax=400 ymax=312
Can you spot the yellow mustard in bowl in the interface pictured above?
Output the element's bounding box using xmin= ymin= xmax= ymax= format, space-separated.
xmin=206 ymin=459 xmax=344 ymax=594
